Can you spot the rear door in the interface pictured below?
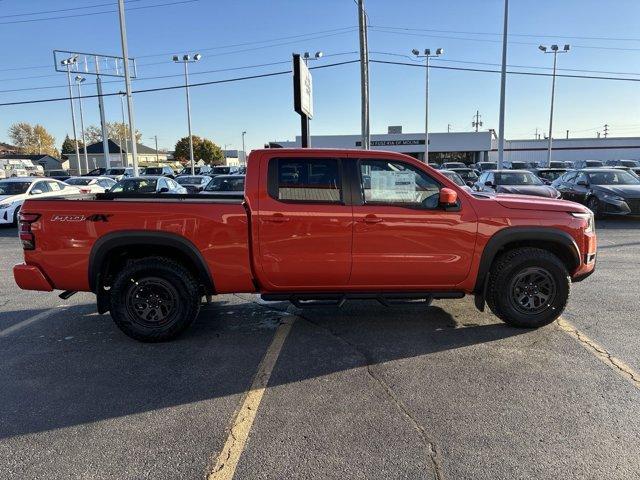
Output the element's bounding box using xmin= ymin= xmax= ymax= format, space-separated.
xmin=256 ymin=155 xmax=353 ymax=289
xmin=350 ymin=155 xmax=477 ymax=288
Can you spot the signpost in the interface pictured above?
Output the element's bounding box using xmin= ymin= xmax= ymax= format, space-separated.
xmin=293 ymin=54 xmax=313 ymax=148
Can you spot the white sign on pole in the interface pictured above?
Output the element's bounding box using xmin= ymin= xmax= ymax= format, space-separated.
xmin=293 ymin=55 xmax=313 ymax=119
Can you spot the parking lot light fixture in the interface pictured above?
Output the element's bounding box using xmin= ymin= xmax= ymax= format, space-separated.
xmin=411 ymin=47 xmax=444 ymax=164
xmin=540 ymin=43 xmax=570 ymax=167
xmin=74 ymin=75 xmax=89 ymax=172
xmin=61 ymin=56 xmax=81 ymax=174
xmin=172 ymin=53 xmax=202 ymax=175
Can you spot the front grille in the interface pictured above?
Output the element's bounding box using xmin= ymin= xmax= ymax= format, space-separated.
xmin=626 ymin=198 xmax=640 ymax=214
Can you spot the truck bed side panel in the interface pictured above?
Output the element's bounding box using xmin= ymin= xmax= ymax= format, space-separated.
xmin=22 ymin=199 xmax=255 ymax=293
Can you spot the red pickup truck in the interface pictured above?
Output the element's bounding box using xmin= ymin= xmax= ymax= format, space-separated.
xmin=14 ymin=149 xmax=597 ymax=342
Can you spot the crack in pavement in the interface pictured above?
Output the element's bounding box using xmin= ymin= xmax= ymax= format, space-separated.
xmin=557 ymin=317 xmax=640 ymax=389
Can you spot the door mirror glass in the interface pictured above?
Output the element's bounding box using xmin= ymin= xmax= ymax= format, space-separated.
xmin=439 ymin=187 xmax=458 ymax=206
xmin=30 ymin=189 xmax=43 ymax=195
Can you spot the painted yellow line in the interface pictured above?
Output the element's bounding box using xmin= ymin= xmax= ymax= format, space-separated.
xmin=208 ymin=316 xmax=295 ymax=480
xmin=557 ymin=317 xmax=640 ymax=390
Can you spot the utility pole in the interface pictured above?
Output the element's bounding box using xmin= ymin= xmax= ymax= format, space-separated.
xmin=472 ymin=110 xmax=482 ymax=132
xmin=173 ymin=53 xmax=202 ymax=175
xmin=539 ymin=43 xmax=570 ymax=167
xmin=412 ymin=48 xmax=443 ymax=163
xmin=74 ymin=76 xmax=89 ymax=172
xmin=447 ymin=124 xmax=452 ymax=133
xmin=119 ymin=93 xmax=127 ymax=166
xmin=566 ymin=129 xmax=569 ymax=139
xmin=117 ymin=0 xmax=139 ymax=175
xmin=603 ymin=124 xmax=609 ymax=138
xmin=241 ymin=131 xmax=246 ymax=165
xmin=61 ymin=56 xmax=81 ymax=175
xmin=535 ymin=127 xmax=539 ymax=140
xmin=94 ymin=57 xmax=111 ymax=171
xmin=497 ymin=0 xmax=509 ymax=169
xmin=357 ymin=0 xmax=370 ymax=150
xmin=150 ymin=136 xmax=159 ymax=163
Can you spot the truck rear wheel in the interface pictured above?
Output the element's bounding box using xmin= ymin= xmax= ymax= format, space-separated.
xmin=109 ymin=257 xmax=200 ymax=342
xmin=486 ymin=247 xmax=570 ymax=328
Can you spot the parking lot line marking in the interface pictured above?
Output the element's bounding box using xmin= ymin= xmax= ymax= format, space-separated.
xmin=0 ymin=307 xmax=64 ymax=338
xmin=558 ymin=317 xmax=640 ymax=390
xmin=208 ymin=316 xmax=295 ymax=480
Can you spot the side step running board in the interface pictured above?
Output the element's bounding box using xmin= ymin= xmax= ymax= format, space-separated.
xmin=260 ymin=291 xmax=464 ymax=308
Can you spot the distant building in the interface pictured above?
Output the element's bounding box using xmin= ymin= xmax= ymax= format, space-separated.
xmin=0 ymin=142 xmax=18 ymax=155
xmin=0 ymin=153 xmax=67 ymax=172
xmin=65 ymin=139 xmax=170 ymax=174
xmin=222 ymin=149 xmax=246 ymax=167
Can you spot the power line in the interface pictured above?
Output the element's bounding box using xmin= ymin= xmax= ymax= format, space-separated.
xmin=0 ymin=0 xmax=144 ymax=19
xmin=0 ymin=59 xmax=360 ymax=107
xmin=0 ymin=0 xmax=201 ymax=26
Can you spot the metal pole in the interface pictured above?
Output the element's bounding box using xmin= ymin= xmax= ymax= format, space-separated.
xmin=119 ymin=94 xmax=127 ymax=166
xmin=117 ymin=0 xmax=139 ymax=175
xmin=76 ymin=80 xmax=89 ymax=172
xmin=96 ymin=76 xmax=111 ymax=170
xmin=154 ymin=135 xmax=159 ymax=163
xmin=65 ymin=64 xmax=81 ymax=175
xmin=183 ymin=61 xmax=195 ymax=175
xmin=358 ymin=0 xmax=370 ymax=150
xmin=424 ymin=55 xmax=430 ymax=163
xmin=241 ymin=131 xmax=246 ymax=165
xmin=497 ymin=0 xmax=509 ymax=169
xmin=546 ymin=50 xmax=558 ymax=168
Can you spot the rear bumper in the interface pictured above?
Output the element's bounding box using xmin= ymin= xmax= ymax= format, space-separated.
xmin=13 ymin=264 xmax=53 ymax=291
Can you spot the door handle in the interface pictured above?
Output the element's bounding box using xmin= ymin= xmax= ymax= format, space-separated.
xmin=263 ymin=214 xmax=289 ymax=223
xmin=361 ymin=215 xmax=383 ymax=224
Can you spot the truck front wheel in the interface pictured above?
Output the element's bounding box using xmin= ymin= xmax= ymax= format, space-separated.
xmin=109 ymin=257 xmax=201 ymax=342
xmin=486 ymin=247 xmax=570 ymax=328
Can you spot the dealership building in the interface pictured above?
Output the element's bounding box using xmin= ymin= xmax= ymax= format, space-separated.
xmin=272 ymin=127 xmax=640 ymax=165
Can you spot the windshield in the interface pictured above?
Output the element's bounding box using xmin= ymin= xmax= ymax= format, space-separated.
xmin=619 ymin=160 xmax=638 ymax=167
xmin=212 ymin=166 xmax=232 ymax=175
xmin=511 ymin=162 xmax=535 ymax=169
xmin=453 ymin=169 xmax=478 ymax=180
xmin=585 ymin=161 xmax=604 ymax=167
xmin=204 ymin=176 xmax=244 ymax=192
xmin=107 ymin=168 xmax=126 ymax=175
xmin=537 ymin=170 xmax=565 ymax=181
xmin=478 ymin=162 xmax=497 ymax=170
xmin=65 ymin=178 xmax=92 ymax=186
xmin=587 ymin=170 xmax=640 ymax=185
xmin=0 ymin=181 xmax=31 ymax=195
xmin=548 ymin=162 xmax=566 ymax=169
xmin=440 ymin=171 xmax=465 ymax=187
xmin=144 ymin=167 xmax=164 ymax=175
xmin=176 ymin=176 xmax=207 ymax=185
xmin=495 ymin=172 xmax=544 ymax=186
xmin=110 ymin=178 xmax=157 ymax=193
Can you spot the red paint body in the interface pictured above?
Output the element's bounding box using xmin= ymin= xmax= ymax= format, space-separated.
xmin=14 ymin=149 xmax=596 ymax=297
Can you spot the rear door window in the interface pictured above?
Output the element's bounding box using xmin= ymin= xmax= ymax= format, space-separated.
xmin=269 ymin=158 xmax=342 ymax=203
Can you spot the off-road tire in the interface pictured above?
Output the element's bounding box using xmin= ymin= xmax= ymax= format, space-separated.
xmin=110 ymin=256 xmax=201 ymax=342
xmin=486 ymin=247 xmax=570 ymax=328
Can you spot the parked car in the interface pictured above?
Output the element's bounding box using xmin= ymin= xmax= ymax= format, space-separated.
xmin=142 ymin=165 xmax=175 ymax=178
xmin=548 ymin=161 xmax=567 ymax=169
xmin=438 ymin=161 xmax=466 ymax=170
xmin=448 ymin=167 xmax=478 ymax=187
xmin=0 ymin=177 xmax=80 ymax=226
xmin=630 ymin=167 xmax=640 ymax=177
xmin=552 ymin=168 xmax=640 ymax=217
xmin=109 ymin=176 xmax=187 ymax=194
xmin=573 ymin=160 xmax=604 ymax=169
xmin=439 ymin=169 xmax=472 ymax=192
xmin=45 ymin=169 xmax=71 ymax=181
xmin=178 ymin=165 xmax=213 ymax=176
xmin=105 ymin=167 xmax=135 ymax=181
xmin=604 ymin=159 xmax=639 ymax=168
xmin=65 ymin=176 xmax=116 ymax=194
xmin=84 ymin=168 xmax=108 ymax=177
xmin=473 ymin=161 xmax=498 ymax=172
xmin=201 ymin=174 xmax=245 ymax=195
xmin=475 ymin=170 xmax=561 ymax=198
xmin=13 ymin=148 xmax=596 ymax=342
xmin=507 ymin=161 xmax=537 ymax=170
xmin=175 ymin=175 xmax=212 ymax=193
xmin=531 ymin=168 xmax=567 ymax=185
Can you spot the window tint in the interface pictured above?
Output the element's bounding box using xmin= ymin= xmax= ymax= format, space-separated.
xmin=360 ymin=159 xmax=440 ymax=208
xmin=273 ymin=158 xmax=341 ymax=202
xmin=31 ymin=181 xmax=50 ymax=193
xmin=47 ymin=180 xmax=62 ymax=191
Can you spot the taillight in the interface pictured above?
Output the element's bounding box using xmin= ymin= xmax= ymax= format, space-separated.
xmin=19 ymin=213 xmax=40 ymax=250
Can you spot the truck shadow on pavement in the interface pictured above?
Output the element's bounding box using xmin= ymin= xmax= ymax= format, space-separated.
xmin=0 ymin=299 xmax=526 ymax=440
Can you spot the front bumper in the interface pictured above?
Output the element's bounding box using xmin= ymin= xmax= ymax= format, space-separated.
xmin=602 ymin=197 xmax=640 ymax=216
xmin=13 ymin=264 xmax=53 ymax=291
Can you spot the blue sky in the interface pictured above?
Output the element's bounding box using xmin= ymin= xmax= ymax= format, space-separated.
xmin=1 ymin=0 xmax=640 ymax=152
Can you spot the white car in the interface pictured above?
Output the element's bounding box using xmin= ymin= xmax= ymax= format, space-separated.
xmin=0 ymin=177 xmax=80 ymax=226
xmin=65 ymin=176 xmax=116 ymax=193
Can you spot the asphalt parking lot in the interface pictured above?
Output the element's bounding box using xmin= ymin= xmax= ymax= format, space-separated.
xmin=1 ymin=220 xmax=639 ymax=480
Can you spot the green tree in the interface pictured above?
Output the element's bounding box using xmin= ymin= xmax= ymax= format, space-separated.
xmin=84 ymin=122 xmax=141 ymax=145
xmin=8 ymin=122 xmax=59 ymax=156
xmin=60 ymin=135 xmax=84 ymax=155
xmin=174 ymin=136 xmax=224 ymax=165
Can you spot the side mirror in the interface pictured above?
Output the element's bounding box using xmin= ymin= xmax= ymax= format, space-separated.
xmin=30 ymin=189 xmax=43 ymax=195
xmin=439 ymin=187 xmax=458 ymax=206
xmin=158 ymin=187 xmax=170 ymax=193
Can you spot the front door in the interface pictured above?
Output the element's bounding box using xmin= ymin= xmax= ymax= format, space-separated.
xmin=256 ymin=156 xmax=353 ymax=289
xmin=350 ymin=157 xmax=477 ymax=289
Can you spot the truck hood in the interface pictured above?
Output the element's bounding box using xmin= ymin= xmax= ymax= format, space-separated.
xmin=492 ymin=194 xmax=588 ymax=213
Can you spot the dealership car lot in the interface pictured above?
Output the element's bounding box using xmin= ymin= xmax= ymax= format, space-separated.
xmin=0 ymin=220 xmax=639 ymax=479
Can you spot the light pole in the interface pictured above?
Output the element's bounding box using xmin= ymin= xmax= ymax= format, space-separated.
xmin=61 ymin=56 xmax=81 ymax=174
xmin=119 ymin=93 xmax=127 ymax=166
xmin=241 ymin=131 xmax=246 ymax=165
xmin=173 ymin=53 xmax=201 ymax=175
xmin=539 ymin=44 xmax=570 ymax=167
xmin=497 ymin=0 xmax=509 ymax=169
xmin=149 ymin=136 xmax=159 ymax=163
xmin=412 ymin=48 xmax=444 ymax=164
xmin=74 ymin=75 xmax=89 ymax=172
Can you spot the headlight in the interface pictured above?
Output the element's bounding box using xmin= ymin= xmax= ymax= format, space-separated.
xmin=602 ymin=193 xmax=624 ymax=202
xmin=0 ymin=202 xmax=11 ymax=209
xmin=571 ymin=212 xmax=594 ymax=233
